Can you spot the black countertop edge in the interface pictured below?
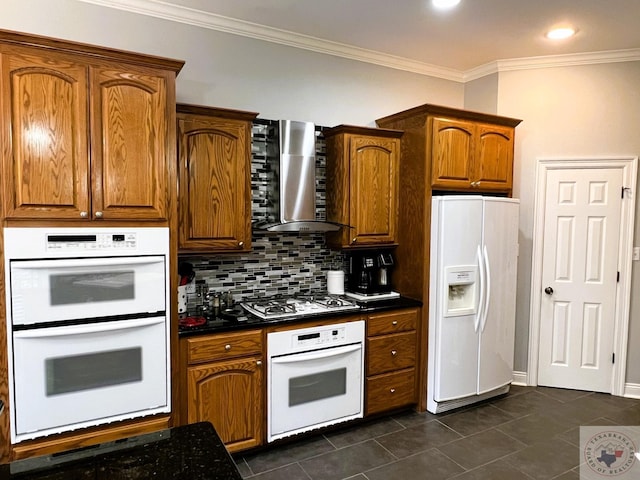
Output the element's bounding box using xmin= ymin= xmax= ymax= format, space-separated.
xmin=178 ymin=296 xmax=423 ymax=337
xmin=0 ymin=422 xmax=242 ymax=480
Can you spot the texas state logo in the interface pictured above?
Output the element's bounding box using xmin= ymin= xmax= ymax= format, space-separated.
xmin=584 ymin=430 xmax=636 ymax=477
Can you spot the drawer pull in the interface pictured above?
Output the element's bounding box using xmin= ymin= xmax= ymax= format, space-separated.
xmin=392 ymin=321 xmax=398 ymax=325
xmin=225 ymin=344 xmax=231 ymax=351
xmin=256 ymin=360 xmax=262 ymax=366
xmin=391 ymin=350 xmax=397 ymax=356
xmin=390 ymin=388 xmax=396 ymax=393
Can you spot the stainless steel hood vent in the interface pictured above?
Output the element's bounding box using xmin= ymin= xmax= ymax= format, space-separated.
xmin=254 ymin=120 xmax=341 ymax=232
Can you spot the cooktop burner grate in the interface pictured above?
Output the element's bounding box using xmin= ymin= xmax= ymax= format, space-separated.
xmin=241 ymin=294 xmax=360 ymax=320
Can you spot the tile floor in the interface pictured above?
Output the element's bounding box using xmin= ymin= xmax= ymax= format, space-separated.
xmin=233 ymin=386 xmax=640 ymax=480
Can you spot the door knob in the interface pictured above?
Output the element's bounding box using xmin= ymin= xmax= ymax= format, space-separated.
xmin=544 ymin=287 xmax=554 ymax=295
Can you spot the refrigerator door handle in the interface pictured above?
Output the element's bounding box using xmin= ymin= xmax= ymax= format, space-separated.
xmin=481 ymin=245 xmax=492 ymax=332
xmin=475 ymin=245 xmax=484 ymax=333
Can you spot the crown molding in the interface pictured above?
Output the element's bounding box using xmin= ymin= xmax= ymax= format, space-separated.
xmin=465 ymin=49 xmax=640 ymax=82
xmin=77 ymin=0 xmax=640 ymax=84
xmin=75 ymin=0 xmax=465 ymax=82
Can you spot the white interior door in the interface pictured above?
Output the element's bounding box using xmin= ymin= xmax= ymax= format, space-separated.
xmin=537 ymin=167 xmax=622 ymax=392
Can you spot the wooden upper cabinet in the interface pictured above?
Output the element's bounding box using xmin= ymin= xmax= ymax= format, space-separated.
xmin=474 ymin=123 xmax=514 ymax=190
xmin=431 ymin=117 xmax=516 ymax=192
xmin=431 ymin=117 xmax=474 ymax=189
xmin=0 ymin=32 xmax=183 ymax=222
xmin=1 ymin=47 xmax=90 ymax=219
xmin=90 ymin=64 xmax=170 ymax=220
xmin=377 ymin=103 xmax=521 ymax=196
xmin=177 ymin=104 xmax=258 ymax=252
xmin=324 ymin=125 xmax=403 ymax=249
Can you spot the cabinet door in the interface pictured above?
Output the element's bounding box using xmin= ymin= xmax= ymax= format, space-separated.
xmin=177 ymin=115 xmax=251 ymax=251
xmin=1 ymin=47 xmax=90 ymax=219
xmin=473 ymin=123 xmax=514 ymax=191
xmin=187 ymin=356 xmax=263 ymax=452
xmin=90 ymin=64 xmax=169 ymax=220
xmin=349 ymin=135 xmax=399 ymax=245
xmin=430 ymin=117 xmax=474 ymax=190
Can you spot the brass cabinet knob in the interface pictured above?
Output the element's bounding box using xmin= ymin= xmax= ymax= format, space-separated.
xmin=390 ymin=388 xmax=396 ymax=393
xmin=256 ymin=360 xmax=262 ymax=366
xmin=95 ymin=211 xmax=103 ymax=218
xmin=238 ymin=241 xmax=244 ymax=247
xmin=391 ymin=350 xmax=397 ymax=356
xmin=225 ymin=344 xmax=231 ymax=351
xmin=80 ymin=211 xmax=88 ymax=218
xmin=352 ymin=237 xmax=357 ymax=243
xmin=392 ymin=320 xmax=398 ymax=326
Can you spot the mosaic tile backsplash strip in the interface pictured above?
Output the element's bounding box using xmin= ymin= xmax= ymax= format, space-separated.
xmin=180 ymin=121 xmax=347 ymax=307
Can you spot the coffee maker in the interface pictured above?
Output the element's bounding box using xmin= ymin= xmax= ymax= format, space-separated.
xmin=348 ymin=251 xmax=395 ymax=295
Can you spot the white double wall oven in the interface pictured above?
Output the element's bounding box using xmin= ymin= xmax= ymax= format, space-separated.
xmin=4 ymin=227 xmax=171 ymax=443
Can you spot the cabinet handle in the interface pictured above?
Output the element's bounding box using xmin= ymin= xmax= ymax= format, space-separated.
xmin=95 ymin=211 xmax=103 ymax=218
xmin=256 ymin=360 xmax=262 ymax=366
xmin=225 ymin=344 xmax=231 ymax=351
xmin=352 ymin=237 xmax=357 ymax=244
xmin=238 ymin=241 xmax=244 ymax=247
xmin=390 ymin=388 xmax=396 ymax=393
xmin=391 ymin=350 xmax=397 ymax=356
xmin=392 ymin=321 xmax=398 ymax=326
xmin=80 ymin=211 xmax=88 ymax=218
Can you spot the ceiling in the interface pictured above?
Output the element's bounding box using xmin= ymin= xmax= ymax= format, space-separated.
xmin=82 ymin=0 xmax=640 ymax=79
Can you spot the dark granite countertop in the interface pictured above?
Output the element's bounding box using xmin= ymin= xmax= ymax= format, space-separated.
xmin=0 ymin=422 xmax=241 ymax=480
xmin=178 ymin=295 xmax=422 ymax=337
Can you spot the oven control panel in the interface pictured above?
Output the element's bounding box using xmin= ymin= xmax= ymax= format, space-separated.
xmin=46 ymin=233 xmax=137 ymax=252
xmin=293 ymin=326 xmax=346 ymax=348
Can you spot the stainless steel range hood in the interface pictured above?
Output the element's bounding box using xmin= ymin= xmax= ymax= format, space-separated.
xmin=254 ymin=120 xmax=341 ymax=232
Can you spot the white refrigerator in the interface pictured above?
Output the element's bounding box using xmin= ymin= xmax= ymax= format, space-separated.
xmin=427 ymin=195 xmax=519 ymax=414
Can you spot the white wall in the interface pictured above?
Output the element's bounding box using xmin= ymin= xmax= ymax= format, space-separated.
xmin=496 ymin=62 xmax=640 ymax=382
xmin=1 ymin=0 xmax=463 ymax=127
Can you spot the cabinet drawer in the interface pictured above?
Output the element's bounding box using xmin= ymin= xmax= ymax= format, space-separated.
xmin=366 ymin=368 xmax=415 ymax=415
xmin=367 ymin=309 xmax=417 ymax=336
xmin=366 ymin=332 xmax=416 ymax=375
xmin=186 ymin=330 xmax=262 ymax=364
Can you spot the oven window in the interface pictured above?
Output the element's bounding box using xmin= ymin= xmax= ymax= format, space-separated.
xmin=50 ymin=271 xmax=135 ymax=305
xmin=289 ymin=368 xmax=346 ymax=406
xmin=45 ymin=348 xmax=142 ymax=396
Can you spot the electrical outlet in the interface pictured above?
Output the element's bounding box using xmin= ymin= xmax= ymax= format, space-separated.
xmin=633 ymin=247 xmax=640 ymax=261
xmin=185 ymin=282 xmax=196 ymax=294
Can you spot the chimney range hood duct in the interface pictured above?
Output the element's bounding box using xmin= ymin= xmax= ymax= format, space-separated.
xmin=254 ymin=120 xmax=341 ymax=232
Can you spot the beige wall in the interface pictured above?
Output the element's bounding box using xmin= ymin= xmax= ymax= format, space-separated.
xmin=495 ymin=62 xmax=640 ymax=382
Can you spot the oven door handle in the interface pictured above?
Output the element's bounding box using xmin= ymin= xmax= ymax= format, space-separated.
xmin=13 ymin=317 xmax=165 ymax=338
xmin=270 ymin=343 xmax=361 ymax=364
xmin=11 ymin=256 xmax=164 ymax=270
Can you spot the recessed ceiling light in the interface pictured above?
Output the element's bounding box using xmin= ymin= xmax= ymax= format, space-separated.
xmin=432 ymin=0 xmax=461 ymax=10
xmin=546 ymin=27 xmax=577 ymax=40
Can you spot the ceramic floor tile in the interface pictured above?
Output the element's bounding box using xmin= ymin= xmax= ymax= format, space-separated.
xmin=555 ymin=417 xmax=619 ymax=447
xmin=436 ymin=428 xmax=527 ymax=470
xmin=375 ymin=419 xmax=462 ymax=458
xmin=603 ymin=403 xmax=640 ymax=425
xmin=551 ymin=470 xmax=580 ymax=480
xmin=243 ymin=435 xmax=335 ymax=474
xmin=323 ymin=417 xmax=404 ymax=449
xmin=503 ymin=437 xmax=580 ymax=480
xmin=436 ymin=404 xmax=515 ymax=436
xmin=535 ymin=387 xmax=592 ymax=403
xmin=496 ymin=412 xmax=575 ymax=446
xmin=246 ymin=462 xmax=311 ymax=480
xmin=364 ymin=448 xmax=465 ymax=480
xmin=491 ymin=391 xmax=563 ymax=418
xmin=298 ymin=439 xmax=396 ymax=480
xmin=391 ymin=409 xmax=440 ymax=428
xmin=449 ymin=458 xmax=535 ymax=480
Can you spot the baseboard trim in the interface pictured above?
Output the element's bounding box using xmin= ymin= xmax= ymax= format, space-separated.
xmin=512 ymin=371 xmax=528 ymax=386
xmin=623 ymin=383 xmax=640 ymax=399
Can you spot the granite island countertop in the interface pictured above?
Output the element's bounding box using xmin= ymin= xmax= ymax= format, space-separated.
xmin=0 ymin=422 xmax=241 ymax=479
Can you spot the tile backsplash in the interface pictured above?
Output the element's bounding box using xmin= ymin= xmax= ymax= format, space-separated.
xmin=180 ymin=120 xmax=347 ymax=305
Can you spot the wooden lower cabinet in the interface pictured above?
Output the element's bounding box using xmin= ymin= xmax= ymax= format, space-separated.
xmin=183 ymin=330 xmax=264 ymax=452
xmin=365 ymin=308 xmax=418 ymax=416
